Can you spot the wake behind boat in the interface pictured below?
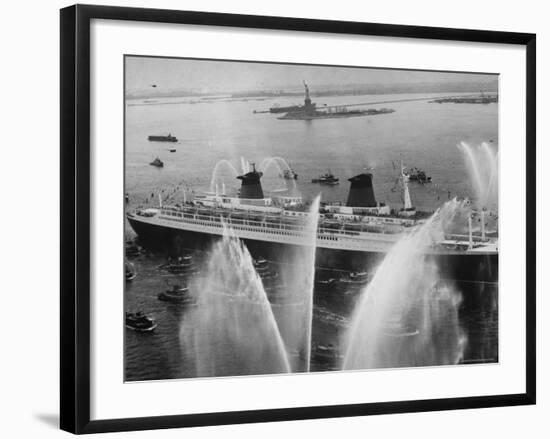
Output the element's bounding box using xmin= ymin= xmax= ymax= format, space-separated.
xmin=125 ymin=260 xmax=137 ymax=281
xmin=158 ymin=284 xmax=196 ymax=305
xmin=125 ymin=312 xmax=157 ymax=332
xmin=157 ymin=255 xmax=198 ymax=275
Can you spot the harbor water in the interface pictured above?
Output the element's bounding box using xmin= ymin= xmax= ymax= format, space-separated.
xmin=124 ymin=91 xmax=498 ymax=381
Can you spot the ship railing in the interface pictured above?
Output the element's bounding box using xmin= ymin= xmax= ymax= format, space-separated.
xmin=158 ymin=206 xmax=496 ymax=245
xmin=158 ymin=208 xmax=407 ymax=241
xmin=163 ymin=207 xmax=487 ymax=239
xmin=445 ymin=233 xmax=496 ymax=243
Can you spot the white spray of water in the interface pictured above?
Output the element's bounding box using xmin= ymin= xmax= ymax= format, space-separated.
xmin=258 ymin=156 xmax=297 ymax=190
xmin=209 ymin=159 xmax=239 ymax=192
xmin=304 ymin=196 xmax=321 ymax=370
xmin=457 ymin=141 xmax=498 ymax=210
xmin=259 ymin=156 xmax=293 ymax=174
xmin=343 ymin=200 xmax=468 ymax=370
xmin=180 ymin=226 xmax=291 ymax=377
xmin=210 ymin=156 xmax=299 ymax=194
xmin=240 ymin=157 xmax=250 ymax=174
xmin=259 ymin=157 xmax=283 ymax=175
xmin=181 ymin=196 xmax=320 ymax=375
xmin=274 ymin=196 xmax=320 ymax=371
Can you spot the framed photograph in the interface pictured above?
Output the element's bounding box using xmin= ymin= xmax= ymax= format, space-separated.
xmin=60 ymin=4 xmax=536 ymax=434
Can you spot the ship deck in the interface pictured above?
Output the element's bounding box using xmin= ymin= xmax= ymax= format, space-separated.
xmin=128 ymin=204 xmax=498 ymax=255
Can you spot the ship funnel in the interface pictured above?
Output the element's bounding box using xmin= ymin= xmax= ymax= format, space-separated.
xmin=236 ymin=163 xmax=264 ymax=199
xmin=346 ymin=173 xmax=377 ymax=207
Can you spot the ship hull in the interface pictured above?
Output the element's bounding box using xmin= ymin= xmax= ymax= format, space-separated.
xmin=147 ymin=136 xmax=177 ymax=142
xmin=127 ymin=216 xmax=498 ymax=284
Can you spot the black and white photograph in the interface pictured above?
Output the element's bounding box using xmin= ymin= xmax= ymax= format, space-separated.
xmin=124 ymin=56 xmax=499 ymax=381
xmin=0 ymin=0 xmax=544 ymax=436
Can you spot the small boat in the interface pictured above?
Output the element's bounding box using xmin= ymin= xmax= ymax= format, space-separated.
xmin=158 ymin=285 xmax=195 ymax=304
xmin=253 ymin=257 xmax=269 ymax=269
xmin=313 ymin=343 xmax=343 ymax=362
xmin=407 ymin=167 xmax=432 ymax=184
xmin=125 ymin=261 xmax=137 ymax=281
xmin=125 ymin=312 xmax=157 ymax=332
xmin=169 ymin=149 xmax=176 ymax=153
xmin=338 ymin=271 xmax=369 ymax=286
xmin=158 ymin=255 xmax=197 ymax=275
xmin=315 ymin=277 xmax=337 ymax=290
xmin=280 ymin=167 xmax=298 ymax=180
xmin=312 ymin=170 xmax=339 ymax=185
xmin=148 ymin=133 xmax=177 ymax=142
xmin=150 ymin=157 xmax=164 ymax=167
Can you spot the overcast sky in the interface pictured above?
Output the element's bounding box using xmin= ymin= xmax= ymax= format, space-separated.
xmin=125 ymin=56 xmax=496 ymax=95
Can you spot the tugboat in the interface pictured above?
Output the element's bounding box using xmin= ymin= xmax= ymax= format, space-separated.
xmin=313 ymin=343 xmax=343 ymax=362
xmin=280 ymin=166 xmax=298 ymax=180
xmin=335 ymin=272 xmax=369 ymax=296
xmin=158 ymin=255 xmax=198 ymax=275
xmin=125 ymin=311 xmax=157 ymax=332
xmin=312 ymin=170 xmax=339 ymax=185
xmin=338 ymin=271 xmax=369 ymax=287
xmin=148 ymin=133 xmax=177 ymax=142
xmin=407 ymin=167 xmax=432 ymax=184
xmin=150 ymin=157 xmax=164 ymax=168
xmin=314 ymin=276 xmax=337 ymax=290
xmin=158 ymin=284 xmax=195 ymax=305
xmin=125 ymin=261 xmax=137 ymax=281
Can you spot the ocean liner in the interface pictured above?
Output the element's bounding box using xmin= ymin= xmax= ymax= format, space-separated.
xmin=127 ymin=164 xmax=498 ymax=282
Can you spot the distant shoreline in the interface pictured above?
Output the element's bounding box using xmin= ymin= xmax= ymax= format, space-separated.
xmin=126 ymin=91 xmax=497 ymax=107
xmin=126 ymin=81 xmax=498 ymax=101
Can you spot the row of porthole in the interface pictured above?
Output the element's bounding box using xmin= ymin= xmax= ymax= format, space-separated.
xmin=164 ymin=218 xmax=389 ymax=250
xmin=174 ymin=217 xmax=391 ymax=244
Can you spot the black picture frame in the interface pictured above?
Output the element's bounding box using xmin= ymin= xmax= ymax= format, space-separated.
xmin=60 ymin=4 xmax=536 ymax=434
